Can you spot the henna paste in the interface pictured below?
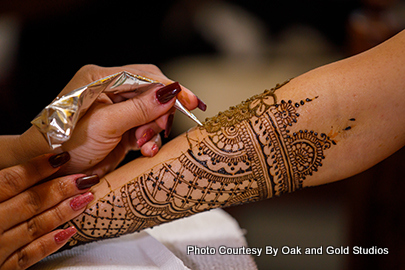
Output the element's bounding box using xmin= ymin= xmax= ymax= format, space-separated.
xmin=60 ymin=82 xmax=335 ymax=250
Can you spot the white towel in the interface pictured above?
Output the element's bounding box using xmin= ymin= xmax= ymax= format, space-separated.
xmin=30 ymin=231 xmax=188 ymax=270
xmin=30 ymin=209 xmax=256 ymax=270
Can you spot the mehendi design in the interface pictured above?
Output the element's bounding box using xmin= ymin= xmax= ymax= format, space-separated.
xmin=61 ymin=82 xmax=335 ymax=249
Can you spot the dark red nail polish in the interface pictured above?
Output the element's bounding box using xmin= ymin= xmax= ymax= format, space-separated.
xmin=70 ymin=192 xmax=94 ymax=211
xmin=49 ymin=152 xmax=70 ymax=168
xmin=164 ymin=112 xmax=175 ymax=138
xmin=76 ymin=175 xmax=100 ymax=190
xmin=137 ymin=128 xmax=156 ymax=148
xmin=55 ymin=226 xmax=77 ymax=243
xmin=156 ymin=82 xmax=181 ymax=104
xmin=197 ymin=97 xmax=207 ymax=111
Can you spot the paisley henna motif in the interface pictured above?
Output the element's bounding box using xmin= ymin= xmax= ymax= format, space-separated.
xmin=61 ymin=82 xmax=335 ymax=249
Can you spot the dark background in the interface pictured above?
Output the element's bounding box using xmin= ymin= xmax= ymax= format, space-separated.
xmin=0 ymin=0 xmax=360 ymax=134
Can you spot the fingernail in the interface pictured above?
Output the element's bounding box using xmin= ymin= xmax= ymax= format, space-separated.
xmin=164 ymin=112 xmax=175 ymax=138
xmin=70 ymin=192 xmax=94 ymax=211
xmin=197 ymin=97 xmax=207 ymax=111
xmin=49 ymin=152 xmax=70 ymax=168
xmin=137 ymin=128 xmax=156 ymax=148
xmin=151 ymin=144 xmax=159 ymax=157
xmin=76 ymin=175 xmax=100 ymax=190
xmin=55 ymin=226 xmax=77 ymax=243
xmin=156 ymin=82 xmax=181 ymax=104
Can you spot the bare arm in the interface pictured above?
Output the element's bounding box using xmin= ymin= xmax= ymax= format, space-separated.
xmin=60 ymin=30 xmax=405 ymax=250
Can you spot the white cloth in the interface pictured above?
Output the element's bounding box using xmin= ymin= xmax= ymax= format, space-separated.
xmin=147 ymin=209 xmax=257 ymax=270
xmin=30 ymin=231 xmax=188 ymax=270
xmin=30 ymin=209 xmax=256 ymax=270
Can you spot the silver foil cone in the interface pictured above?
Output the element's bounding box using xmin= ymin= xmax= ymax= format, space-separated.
xmin=31 ymin=71 xmax=160 ymax=149
xmin=31 ymin=71 xmax=202 ymax=149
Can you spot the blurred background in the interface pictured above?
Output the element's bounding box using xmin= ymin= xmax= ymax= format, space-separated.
xmin=1 ymin=0 xmax=404 ymax=269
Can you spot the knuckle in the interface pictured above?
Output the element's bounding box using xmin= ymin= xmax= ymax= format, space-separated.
xmin=14 ymin=239 xmax=50 ymax=269
xmin=16 ymin=248 xmax=29 ymax=269
xmin=131 ymin=99 xmax=149 ymax=123
xmin=25 ymin=206 xmax=66 ymax=243
xmin=0 ymin=169 xmax=23 ymax=195
xmin=28 ymin=161 xmax=47 ymax=182
xmin=144 ymin=64 xmax=161 ymax=72
xmin=78 ymin=64 xmax=100 ymax=74
xmin=55 ymin=178 xmax=70 ymax=199
xmin=51 ymin=206 xmax=66 ymax=224
xmin=77 ymin=64 xmax=102 ymax=82
xmin=35 ymin=239 xmax=49 ymax=263
xmin=24 ymin=189 xmax=43 ymax=215
xmin=26 ymin=218 xmax=40 ymax=239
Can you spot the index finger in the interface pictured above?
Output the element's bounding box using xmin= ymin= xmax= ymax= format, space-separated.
xmin=123 ymin=65 xmax=201 ymax=110
xmin=61 ymin=64 xmax=201 ymax=111
xmin=107 ymin=65 xmax=201 ymax=111
xmin=0 ymin=153 xmax=70 ymax=202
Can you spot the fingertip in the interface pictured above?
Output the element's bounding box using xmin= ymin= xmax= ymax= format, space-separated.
xmin=70 ymin=192 xmax=94 ymax=211
xmin=48 ymin=152 xmax=70 ymax=168
xmin=75 ymin=174 xmax=100 ymax=190
xmin=54 ymin=226 xmax=77 ymax=244
xmin=140 ymin=142 xmax=160 ymax=157
xmin=177 ymin=87 xmax=199 ymax=110
xmin=136 ymin=128 xmax=157 ymax=148
xmin=151 ymin=144 xmax=159 ymax=157
xmin=156 ymin=82 xmax=182 ymax=104
xmin=197 ymin=97 xmax=207 ymax=111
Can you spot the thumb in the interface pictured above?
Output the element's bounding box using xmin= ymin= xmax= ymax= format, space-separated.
xmin=103 ymin=82 xmax=181 ymax=135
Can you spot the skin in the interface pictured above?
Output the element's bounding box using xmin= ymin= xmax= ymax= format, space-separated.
xmin=0 ymin=64 xmax=200 ymax=270
xmin=58 ymin=31 xmax=405 ymax=251
xmin=0 ymin=64 xmax=200 ymax=175
xmin=0 ymin=154 xmax=92 ymax=270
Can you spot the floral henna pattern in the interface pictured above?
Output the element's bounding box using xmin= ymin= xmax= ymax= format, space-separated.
xmin=61 ymin=82 xmax=335 ymax=249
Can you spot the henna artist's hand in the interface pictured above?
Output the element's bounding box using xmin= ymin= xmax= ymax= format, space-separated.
xmin=0 ymin=153 xmax=100 ymax=270
xmin=18 ymin=64 xmax=205 ymax=176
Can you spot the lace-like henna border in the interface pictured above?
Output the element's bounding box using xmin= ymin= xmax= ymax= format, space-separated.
xmin=60 ymin=81 xmax=336 ymax=250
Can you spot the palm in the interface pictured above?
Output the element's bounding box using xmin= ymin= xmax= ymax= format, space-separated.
xmin=59 ymin=104 xmax=135 ymax=176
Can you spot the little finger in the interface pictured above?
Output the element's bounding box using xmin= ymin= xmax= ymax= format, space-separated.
xmin=0 ymin=226 xmax=77 ymax=270
xmin=140 ymin=135 xmax=161 ymax=157
xmin=135 ymin=123 xmax=162 ymax=148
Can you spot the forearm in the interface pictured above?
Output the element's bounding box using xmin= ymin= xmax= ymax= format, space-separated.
xmin=276 ymin=29 xmax=405 ymax=186
xmin=60 ymin=30 xmax=405 ymax=250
